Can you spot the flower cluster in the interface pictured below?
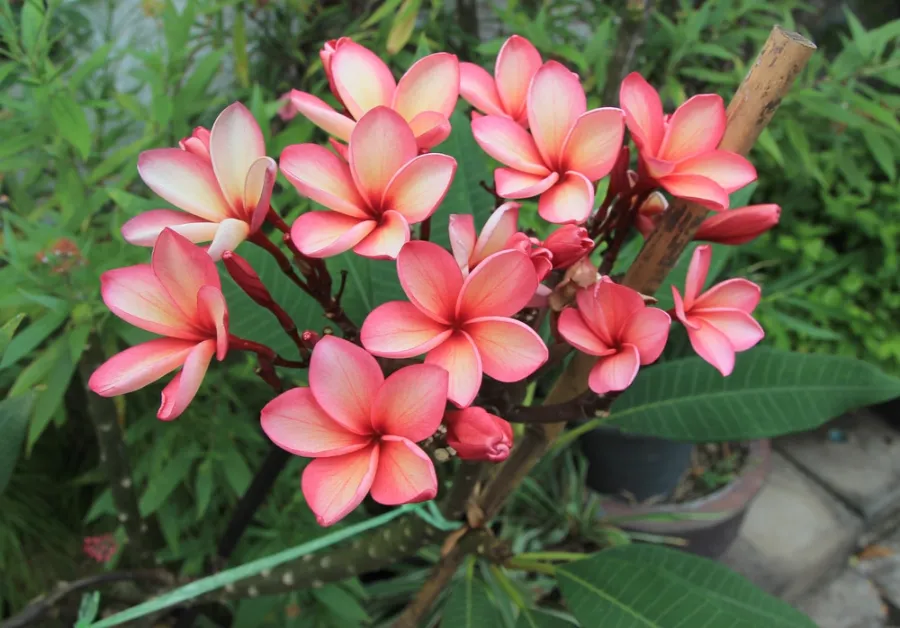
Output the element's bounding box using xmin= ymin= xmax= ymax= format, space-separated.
xmin=91 ymin=34 xmax=775 ymax=526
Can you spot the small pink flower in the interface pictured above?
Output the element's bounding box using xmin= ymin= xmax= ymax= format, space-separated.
xmin=472 ymin=61 xmax=624 ymax=224
xmin=122 ymin=103 xmax=276 ymax=260
xmin=83 ymin=534 xmax=118 ymax=563
xmin=543 ymin=224 xmax=593 ymax=269
xmin=89 ymin=229 xmax=228 ymax=420
xmin=280 ymin=38 xmax=459 ymax=151
xmin=260 ymin=337 xmax=448 ymax=526
xmin=558 ymin=277 xmax=670 ymax=394
xmin=459 ymin=35 xmax=542 ymax=126
xmin=445 ymin=407 xmax=513 ymax=462
xmin=361 ymin=241 xmax=548 ymax=408
xmin=619 ymin=72 xmax=757 ymax=211
xmin=672 ymin=245 xmax=764 ymax=376
xmin=282 ymin=107 xmax=457 ymax=260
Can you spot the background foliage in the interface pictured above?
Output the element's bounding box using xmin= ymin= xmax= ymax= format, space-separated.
xmin=1 ymin=0 xmax=898 ymax=623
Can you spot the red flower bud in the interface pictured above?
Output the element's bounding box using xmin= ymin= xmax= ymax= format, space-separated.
xmin=445 ymin=407 xmax=513 ymax=462
xmin=179 ymin=127 xmax=211 ymax=162
xmin=543 ymin=225 xmax=593 ymax=269
xmin=507 ymin=232 xmax=553 ymax=281
xmin=694 ymin=204 xmax=781 ymax=245
xmin=222 ymin=251 xmax=273 ymax=306
xmin=301 ymin=330 xmax=321 ymax=347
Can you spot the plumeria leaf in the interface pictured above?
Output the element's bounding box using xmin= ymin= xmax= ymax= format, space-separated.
xmin=514 ymin=609 xmax=576 ymax=628
xmin=443 ymin=573 xmax=502 ymax=627
xmin=608 ymin=349 xmax=900 ymax=442
xmin=557 ymin=545 xmax=815 ymax=627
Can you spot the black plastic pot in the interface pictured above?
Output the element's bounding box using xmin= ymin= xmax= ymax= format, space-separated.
xmin=872 ymin=398 xmax=900 ymax=430
xmin=579 ymin=427 xmax=694 ymax=501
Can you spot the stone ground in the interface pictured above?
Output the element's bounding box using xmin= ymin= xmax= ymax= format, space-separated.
xmin=721 ymin=410 xmax=900 ymax=627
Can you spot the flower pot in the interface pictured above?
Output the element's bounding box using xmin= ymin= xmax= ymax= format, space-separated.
xmin=872 ymin=398 xmax=900 ymax=430
xmin=598 ymin=439 xmax=771 ymax=559
xmin=579 ymin=427 xmax=695 ymax=501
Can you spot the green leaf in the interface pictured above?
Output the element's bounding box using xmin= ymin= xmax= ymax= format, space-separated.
xmin=608 ymin=349 xmax=900 ymax=442
xmin=443 ymin=575 xmax=501 ymax=627
xmin=0 ymin=393 xmax=34 ymax=495
xmin=515 ymin=608 xmax=575 ymax=628
xmin=49 ymin=91 xmax=92 ymax=160
xmin=232 ymin=8 xmax=249 ymax=88
xmin=312 ymin=585 xmax=371 ymax=623
xmin=139 ymin=445 xmax=200 ymax=516
xmin=0 ymin=308 xmax=69 ymax=369
xmin=195 ymin=460 xmax=213 ymax=521
xmin=71 ymin=42 xmax=113 ymax=88
xmin=557 ymin=545 xmax=816 ymax=628
xmin=222 ymin=450 xmax=252 ymax=496
xmin=20 ymin=0 xmax=44 ymax=54
xmin=0 ymin=313 xmax=25 ymax=355
xmin=862 ymin=127 xmax=896 ymax=180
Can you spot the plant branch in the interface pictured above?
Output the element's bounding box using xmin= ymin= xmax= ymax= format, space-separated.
xmin=504 ymin=392 xmax=612 ymax=424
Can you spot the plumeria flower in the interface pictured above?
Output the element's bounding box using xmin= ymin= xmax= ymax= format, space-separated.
xmin=619 ymin=72 xmax=757 ymax=211
xmin=542 ymin=224 xmax=593 ymax=269
xmin=672 ymin=245 xmax=764 ymax=376
xmin=361 ymin=241 xmax=548 ymax=407
xmin=459 ymin=35 xmax=542 ymax=126
xmin=558 ymin=277 xmax=670 ymax=394
xmin=260 ymin=336 xmax=448 ymax=526
xmin=280 ymin=38 xmax=459 ymax=151
xmin=89 ymin=230 xmax=228 ymax=420
xmin=636 ymin=192 xmax=781 ymax=245
xmin=472 ymin=61 xmax=625 ymax=224
xmin=444 ymin=407 xmax=513 ymax=462
xmin=282 ymin=107 xmax=456 ymax=259
xmin=122 ymin=103 xmax=276 ymax=260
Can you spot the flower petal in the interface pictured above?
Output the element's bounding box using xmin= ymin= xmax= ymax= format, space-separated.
xmin=138 ymin=149 xmax=231 ymax=222
xmin=371 ymin=364 xmax=448 ymax=441
xmin=88 ymin=338 xmax=196 ymax=397
xmin=471 ymin=115 xmax=549 ymax=175
xmin=282 ymin=90 xmax=354 ymax=142
xmin=408 ymin=111 xmax=452 ymax=150
xmin=686 ymin=317 xmax=736 ymax=376
xmin=693 ymin=278 xmax=761 ymax=313
xmin=101 ymin=265 xmax=197 ymax=339
xmin=209 ymin=102 xmax=267 ymax=213
xmin=464 ymin=317 xmax=548 ymax=382
xmin=352 ymin=210 xmax=410 ymax=260
xmin=331 ymin=41 xmax=396 ymax=120
xmin=495 ymin=169 xmax=559 ymax=199
xmin=561 ymin=108 xmax=625 ymax=181
xmin=392 ymin=52 xmax=459 ymax=120
xmin=370 ymin=437 xmax=438 ymax=505
xmin=397 ymin=241 xmax=463 ymax=324
xmin=290 ymin=212 xmax=376 ymax=258
xmin=382 ymin=153 xmax=457 ymax=223
xmin=695 ymin=309 xmax=764 ymax=352
xmin=261 ymin=387 xmax=372 ymax=457
xmin=671 ymin=285 xmax=697 ymax=330
xmin=695 ymin=204 xmax=780 ymax=246
xmin=537 ymin=171 xmax=594 ymax=224
xmin=495 ymin=35 xmax=542 ymax=120
xmin=350 ymin=107 xmax=418 ymax=208
xmin=425 ymin=331 xmax=482 ymax=408
xmin=460 ymin=62 xmax=506 ymax=117
xmin=576 ymin=279 xmax=645 ymax=346
xmin=301 ymin=445 xmax=379 ymax=526
xmin=619 ymin=72 xmax=665 ymax=155
xmin=471 ymin=201 xmax=520 ymax=265
xmin=557 ymin=308 xmax=614 ymax=356
xmin=449 ymin=214 xmax=476 ymax=270
xmin=658 ymin=173 xmax=729 ymax=211
xmin=309 ymin=336 xmax=383 ymax=435
xmin=121 ymin=210 xmax=218 ymax=247
xmin=195 ymin=285 xmax=229 ymax=360
xmin=658 ymin=94 xmax=726 ymax=162
xmin=280 ymin=144 xmax=369 ymax=218
xmin=457 ymin=249 xmax=537 ymax=320
xmin=674 ymin=150 xmax=757 ymax=193
xmin=620 ymin=307 xmax=671 ymax=364
xmin=243 ymin=156 xmax=277 ymax=233
xmin=683 ymin=244 xmax=712 ymax=309
xmin=361 ymin=301 xmax=454 ymax=359
xmin=206 ymin=218 xmax=250 ymax=261
xmin=588 ymin=344 xmax=641 ymax=394
xmin=157 ymin=339 xmax=217 ymax=420
xmin=151 ymin=229 xmax=221 ymax=320
xmin=527 ymin=61 xmax=586 ymax=168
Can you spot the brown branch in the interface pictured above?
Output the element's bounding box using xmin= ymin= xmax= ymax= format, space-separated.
xmin=505 ymin=392 xmax=612 ymax=424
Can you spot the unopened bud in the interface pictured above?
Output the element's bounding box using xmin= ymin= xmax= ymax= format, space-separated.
xmin=444 ymin=407 xmax=513 ymax=462
xmin=549 ymin=257 xmax=600 ymax=312
xmin=544 ymin=225 xmax=593 ymax=269
xmin=222 ymin=251 xmax=273 ymax=306
xmin=301 ymin=330 xmax=320 ymax=347
xmin=694 ymin=204 xmax=781 ymax=245
xmin=635 ymin=191 xmax=668 ymax=238
xmin=179 ymin=127 xmax=211 ymax=162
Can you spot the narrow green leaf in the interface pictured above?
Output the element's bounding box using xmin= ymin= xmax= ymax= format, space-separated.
xmin=20 ymin=0 xmax=43 ymax=54
xmin=195 ymin=460 xmax=213 ymax=520
xmin=514 ymin=608 xmax=575 ymax=628
xmin=0 ymin=313 xmax=25 ymax=355
xmin=312 ymin=585 xmax=370 ymax=623
xmin=608 ymin=349 xmax=900 ymax=442
xmin=0 ymin=393 xmax=34 ymax=495
xmin=443 ymin=575 xmax=501 ymax=627
xmin=361 ymin=0 xmax=406 ymax=28
xmin=557 ymin=545 xmax=815 ymax=628
xmin=232 ymin=9 xmax=249 ymax=88
xmin=222 ymin=451 xmax=252 ymax=496
xmin=71 ymin=42 xmax=113 ymax=88
xmin=770 ymin=311 xmax=843 ymax=341
xmin=139 ymin=446 xmax=200 ymax=516
xmin=0 ymin=308 xmax=69 ymax=369
xmin=861 ymin=127 xmax=896 ymax=180
xmin=49 ymin=91 xmax=92 ymax=159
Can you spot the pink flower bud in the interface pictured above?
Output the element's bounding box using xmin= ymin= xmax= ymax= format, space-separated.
xmin=635 ymin=191 xmax=668 ymax=238
xmin=507 ymin=232 xmax=553 ymax=281
xmin=178 ymin=127 xmax=211 ymax=162
xmin=694 ymin=204 xmax=781 ymax=245
xmin=543 ymin=225 xmax=593 ymax=269
xmin=301 ymin=330 xmax=321 ymax=347
xmin=222 ymin=251 xmax=273 ymax=306
xmin=445 ymin=407 xmax=514 ymax=462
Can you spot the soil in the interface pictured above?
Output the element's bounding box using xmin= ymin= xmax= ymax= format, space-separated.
xmin=671 ymin=442 xmax=750 ymax=503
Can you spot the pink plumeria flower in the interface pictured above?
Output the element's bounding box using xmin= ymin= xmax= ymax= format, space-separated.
xmin=282 ymin=107 xmax=456 ymax=260
xmin=444 ymin=407 xmax=513 ymax=462
xmin=459 ymin=35 xmax=542 ymax=126
xmin=672 ymin=245 xmax=765 ymax=376
xmin=280 ymin=38 xmax=459 ymax=151
xmin=122 ymin=103 xmax=276 ymax=261
xmin=260 ymin=336 xmax=448 ymax=526
xmin=543 ymin=224 xmax=593 ymax=269
xmin=472 ymin=62 xmax=625 ymax=224
xmin=361 ymin=241 xmax=548 ymax=408
xmin=619 ymin=72 xmax=757 ymax=212
xmin=89 ymin=230 xmax=228 ymax=420
xmin=558 ymin=277 xmax=670 ymax=394
xmin=448 ymin=202 xmax=543 ymax=274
